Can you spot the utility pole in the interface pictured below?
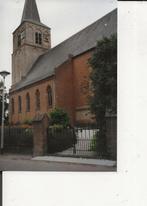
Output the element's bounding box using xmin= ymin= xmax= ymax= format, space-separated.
xmin=0 ymin=71 xmax=10 ymax=154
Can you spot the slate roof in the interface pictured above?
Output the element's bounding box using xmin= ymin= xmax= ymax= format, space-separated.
xmin=21 ymin=0 xmax=41 ymax=23
xmin=13 ymin=9 xmax=117 ymax=91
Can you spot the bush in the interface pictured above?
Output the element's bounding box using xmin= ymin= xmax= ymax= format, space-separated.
xmin=23 ymin=118 xmax=33 ymax=125
xmin=89 ymin=134 xmax=97 ymax=152
xmin=49 ymin=108 xmax=70 ymax=127
xmin=47 ymin=108 xmax=76 ymax=153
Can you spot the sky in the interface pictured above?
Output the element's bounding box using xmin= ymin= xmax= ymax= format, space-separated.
xmin=0 ymin=0 xmax=117 ymax=90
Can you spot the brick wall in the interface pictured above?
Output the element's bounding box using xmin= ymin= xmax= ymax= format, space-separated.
xmin=9 ymin=78 xmax=54 ymax=124
xmin=73 ymin=51 xmax=94 ymax=124
xmin=12 ymin=21 xmax=51 ymax=85
xmin=10 ymin=50 xmax=95 ymax=125
xmin=55 ymin=57 xmax=75 ymax=124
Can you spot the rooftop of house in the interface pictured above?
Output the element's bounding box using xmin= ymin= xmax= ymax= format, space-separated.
xmin=12 ymin=9 xmax=117 ymax=92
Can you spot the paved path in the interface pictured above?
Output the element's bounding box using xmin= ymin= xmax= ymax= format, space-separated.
xmin=33 ymin=156 xmax=116 ymax=167
xmin=0 ymin=154 xmax=116 ymax=171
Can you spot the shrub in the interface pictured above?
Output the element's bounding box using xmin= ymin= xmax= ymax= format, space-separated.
xmin=24 ymin=128 xmax=33 ymax=136
xmin=23 ymin=118 xmax=33 ymax=125
xmin=49 ymin=108 xmax=70 ymax=127
xmin=14 ymin=121 xmax=21 ymax=126
xmin=47 ymin=108 xmax=76 ymax=153
xmin=89 ymin=134 xmax=97 ymax=152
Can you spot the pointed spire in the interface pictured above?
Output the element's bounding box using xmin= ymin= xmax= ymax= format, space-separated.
xmin=21 ymin=0 xmax=41 ymax=23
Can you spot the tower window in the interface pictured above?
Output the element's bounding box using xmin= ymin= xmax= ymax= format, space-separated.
xmin=11 ymin=98 xmax=15 ymax=114
xmin=35 ymin=32 xmax=42 ymax=45
xmin=21 ymin=31 xmax=25 ymax=40
xmin=26 ymin=93 xmax=30 ymax=112
xmin=35 ymin=89 xmax=40 ymax=111
xmin=17 ymin=31 xmax=25 ymax=48
xmin=18 ymin=34 xmax=21 ymax=47
xmin=47 ymin=86 xmax=53 ymax=107
xmin=18 ymin=96 xmax=22 ymax=113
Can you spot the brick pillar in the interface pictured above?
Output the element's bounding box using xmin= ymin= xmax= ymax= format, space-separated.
xmin=32 ymin=113 xmax=49 ymax=156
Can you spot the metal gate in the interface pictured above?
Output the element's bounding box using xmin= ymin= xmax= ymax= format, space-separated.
xmin=48 ymin=125 xmax=99 ymax=159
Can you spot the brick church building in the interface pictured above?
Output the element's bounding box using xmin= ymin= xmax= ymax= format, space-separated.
xmin=9 ymin=0 xmax=117 ymax=125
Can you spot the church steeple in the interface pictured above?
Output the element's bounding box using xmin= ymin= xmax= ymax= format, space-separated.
xmin=12 ymin=0 xmax=51 ymax=85
xmin=21 ymin=0 xmax=41 ymax=23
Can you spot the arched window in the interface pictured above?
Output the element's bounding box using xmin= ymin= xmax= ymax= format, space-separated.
xmin=26 ymin=93 xmax=30 ymax=112
xmin=47 ymin=86 xmax=53 ymax=107
xmin=35 ymin=90 xmax=40 ymax=111
xmin=18 ymin=34 xmax=21 ymax=47
xmin=18 ymin=96 xmax=22 ymax=113
xmin=11 ymin=98 xmax=14 ymax=114
xmin=35 ymin=32 xmax=42 ymax=45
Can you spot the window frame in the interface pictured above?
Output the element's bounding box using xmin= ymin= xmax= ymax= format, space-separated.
xmin=35 ymin=32 xmax=42 ymax=45
xmin=18 ymin=34 xmax=21 ymax=47
xmin=18 ymin=96 xmax=22 ymax=113
xmin=26 ymin=93 xmax=30 ymax=112
xmin=47 ymin=86 xmax=53 ymax=107
xmin=11 ymin=98 xmax=15 ymax=115
xmin=35 ymin=89 xmax=40 ymax=111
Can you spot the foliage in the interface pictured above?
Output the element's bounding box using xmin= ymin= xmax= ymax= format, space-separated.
xmin=49 ymin=107 xmax=70 ymax=127
xmin=89 ymin=34 xmax=117 ymax=157
xmin=0 ymin=81 xmax=9 ymax=125
xmin=23 ymin=118 xmax=33 ymax=126
xmin=49 ymin=124 xmax=64 ymax=129
xmin=48 ymin=108 xmax=76 ymax=153
xmin=89 ymin=133 xmax=97 ymax=152
xmin=24 ymin=128 xmax=33 ymax=136
xmin=49 ymin=124 xmax=64 ymax=131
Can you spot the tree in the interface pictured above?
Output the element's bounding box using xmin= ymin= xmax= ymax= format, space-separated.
xmin=0 ymin=81 xmax=9 ymax=125
xmin=49 ymin=107 xmax=70 ymax=128
xmin=89 ymin=34 xmax=117 ymax=157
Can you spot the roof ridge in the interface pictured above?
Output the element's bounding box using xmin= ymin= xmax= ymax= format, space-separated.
xmin=12 ymin=9 xmax=117 ymax=91
xmin=47 ymin=8 xmax=117 ymax=54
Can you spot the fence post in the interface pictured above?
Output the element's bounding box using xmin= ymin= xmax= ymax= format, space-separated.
xmin=105 ymin=114 xmax=117 ymax=160
xmin=32 ymin=114 xmax=49 ymax=156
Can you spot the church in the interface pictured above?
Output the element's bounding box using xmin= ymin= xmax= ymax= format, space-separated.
xmin=9 ymin=0 xmax=117 ymax=125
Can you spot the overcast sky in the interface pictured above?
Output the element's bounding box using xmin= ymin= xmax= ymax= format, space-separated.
xmin=0 ymin=0 xmax=117 ymax=90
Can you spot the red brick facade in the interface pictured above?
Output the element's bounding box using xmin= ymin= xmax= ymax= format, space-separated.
xmin=9 ymin=1 xmax=116 ymax=126
xmin=9 ymin=50 xmax=94 ymax=125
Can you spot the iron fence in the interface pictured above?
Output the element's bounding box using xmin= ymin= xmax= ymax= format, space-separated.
xmin=0 ymin=116 xmax=116 ymax=160
xmin=49 ymin=125 xmax=100 ymax=158
xmin=47 ymin=127 xmax=76 ymax=154
xmin=0 ymin=127 xmax=33 ymax=154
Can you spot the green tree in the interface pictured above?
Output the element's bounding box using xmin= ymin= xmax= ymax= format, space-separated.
xmin=89 ymin=34 xmax=117 ymax=157
xmin=0 ymin=81 xmax=9 ymax=125
xmin=49 ymin=107 xmax=70 ymax=127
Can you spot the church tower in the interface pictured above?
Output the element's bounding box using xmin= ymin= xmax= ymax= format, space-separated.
xmin=12 ymin=0 xmax=51 ymax=85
